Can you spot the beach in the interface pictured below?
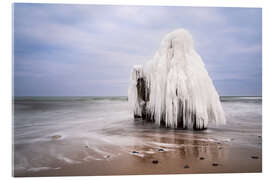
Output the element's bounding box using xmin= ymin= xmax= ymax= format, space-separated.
xmin=13 ymin=96 xmax=262 ymax=176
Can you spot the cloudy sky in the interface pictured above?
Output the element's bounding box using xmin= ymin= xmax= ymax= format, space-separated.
xmin=13 ymin=3 xmax=262 ymax=96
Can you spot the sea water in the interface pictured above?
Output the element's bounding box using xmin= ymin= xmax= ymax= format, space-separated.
xmin=13 ymin=96 xmax=262 ymax=174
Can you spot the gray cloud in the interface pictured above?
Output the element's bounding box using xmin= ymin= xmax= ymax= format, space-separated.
xmin=13 ymin=4 xmax=262 ymax=96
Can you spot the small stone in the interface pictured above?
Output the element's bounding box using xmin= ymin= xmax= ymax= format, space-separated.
xmin=158 ymin=149 xmax=164 ymax=152
xmin=217 ymin=142 xmax=221 ymax=145
xmin=85 ymin=145 xmax=89 ymax=148
xmin=51 ymin=135 xmax=61 ymax=140
xmin=251 ymin=156 xmax=259 ymax=159
xmin=152 ymin=160 xmax=158 ymax=164
xmin=184 ymin=165 xmax=189 ymax=168
xmin=105 ymin=155 xmax=110 ymax=159
xmin=258 ymin=136 xmax=261 ymax=138
xmin=212 ymin=163 xmax=218 ymax=166
xmin=218 ymin=147 xmax=222 ymax=150
xmin=132 ymin=151 xmax=139 ymax=154
xmin=200 ymin=157 xmax=205 ymax=160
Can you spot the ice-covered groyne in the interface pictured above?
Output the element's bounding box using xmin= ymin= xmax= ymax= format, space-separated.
xmin=128 ymin=29 xmax=226 ymax=130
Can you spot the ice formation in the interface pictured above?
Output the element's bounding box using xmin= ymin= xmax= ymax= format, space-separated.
xmin=128 ymin=29 xmax=226 ymax=130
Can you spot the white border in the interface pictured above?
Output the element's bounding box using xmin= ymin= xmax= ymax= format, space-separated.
xmin=1 ymin=0 xmax=268 ymax=180
xmin=7 ymin=0 xmax=264 ymax=7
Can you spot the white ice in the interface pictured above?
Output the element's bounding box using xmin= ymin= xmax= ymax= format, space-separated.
xmin=128 ymin=29 xmax=226 ymax=129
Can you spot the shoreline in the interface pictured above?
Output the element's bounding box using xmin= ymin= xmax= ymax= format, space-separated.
xmin=14 ymin=138 xmax=262 ymax=177
xmin=13 ymin=97 xmax=262 ymax=177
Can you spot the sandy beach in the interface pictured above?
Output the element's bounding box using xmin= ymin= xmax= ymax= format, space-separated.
xmin=14 ymin=133 xmax=261 ymax=177
xmin=13 ymin=96 xmax=262 ymax=177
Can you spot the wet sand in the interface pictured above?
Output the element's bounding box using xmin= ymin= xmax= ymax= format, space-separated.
xmin=13 ymin=97 xmax=262 ymax=177
xmin=14 ymin=135 xmax=262 ymax=177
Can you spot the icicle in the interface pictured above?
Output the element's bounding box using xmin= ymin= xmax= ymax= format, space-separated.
xmin=128 ymin=29 xmax=226 ymax=130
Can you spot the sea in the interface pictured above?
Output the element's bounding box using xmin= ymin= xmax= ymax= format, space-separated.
xmin=13 ymin=96 xmax=262 ymax=174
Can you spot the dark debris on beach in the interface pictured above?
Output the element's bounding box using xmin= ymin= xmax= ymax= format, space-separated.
xmin=152 ymin=160 xmax=159 ymax=164
xmin=251 ymin=156 xmax=259 ymax=159
xmin=212 ymin=163 xmax=219 ymax=166
xmin=51 ymin=135 xmax=61 ymax=140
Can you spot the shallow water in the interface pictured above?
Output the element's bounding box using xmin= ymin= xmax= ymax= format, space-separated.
xmin=13 ymin=96 xmax=262 ymax=174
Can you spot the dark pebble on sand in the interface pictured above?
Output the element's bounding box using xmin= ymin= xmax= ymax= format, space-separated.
xmin=218 ymin=147 xmax=222 ymax=150
xmin=51 ymin=135 xmax=61 ymax=140
xmin=158 ymin=149 xmax=164 ymax=152
xmin=200 ymin=157 xmax=205 ymax=160
xmin=152 ymin=160 xmax=158 ymax=164
xmin=105 ymin=155 xmax=110 ymax=159
xmin=184 ymin=165 xmax=189 ymax=168
xmin=85 ymin=145 xmax=89 ymax=148
xmin=217 ymin=142 xmax=221 ymax=145
xmin=132 ymin=151 xmax=139 ymax=154
xmin=212 ymin=163 xmax=219 ymax=166
xmin=251 ymin=156 xmax=259 ymax=159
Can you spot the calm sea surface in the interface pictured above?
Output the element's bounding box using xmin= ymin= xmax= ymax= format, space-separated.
xmin=13 ymin=96 xmax=262 ymax=173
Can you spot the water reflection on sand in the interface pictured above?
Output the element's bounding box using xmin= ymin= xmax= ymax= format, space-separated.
xmin=13 ymin=97 xmax=261 ymax=175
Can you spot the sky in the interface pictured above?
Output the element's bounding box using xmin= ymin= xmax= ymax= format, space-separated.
xmin=13 ymin=4 xmax=262 ymax=96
